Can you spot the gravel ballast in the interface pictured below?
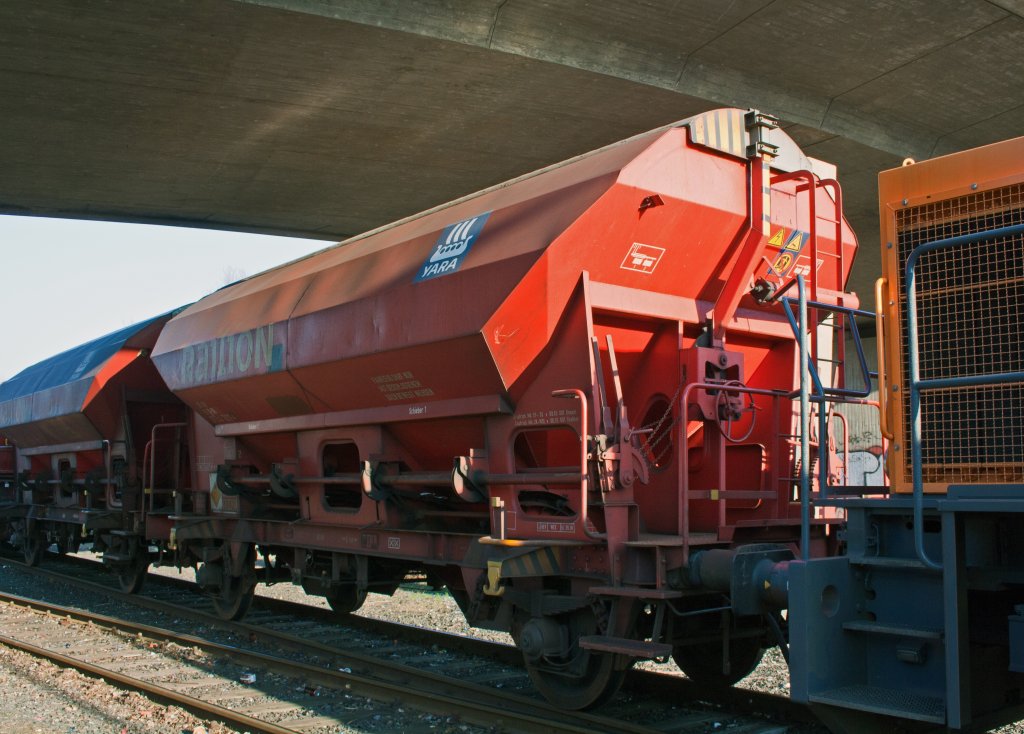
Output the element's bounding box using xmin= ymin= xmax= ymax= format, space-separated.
xmin=3 ymin=554 xmax=1023 ymax=733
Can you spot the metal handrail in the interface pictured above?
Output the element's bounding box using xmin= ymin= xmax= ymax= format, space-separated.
xmin=874 ymin=277 xmax=895 ymax=440
xmin=780 ymin=297 xmax=875 ymax=400
xmin=782 ymin=292 xmax=876 ymax=500
xmin=829 ymin=409 xmax=850 ymax=486
xmin=677 ymin=380 xmax=789 ymax=563
xmin=797 ymin=276 xmax=810 ymax=560
xmin=552 ymin=388 xmax=604 ymax=540
xmin=771 ymin=172 xmax=818 ymax=292
xmin=147 ymin=423 xmax=189 ymax=513
xmin=905 ymin=221 xmax=1024 ymax=571
xmin=818 ymin=178 xmax=845 ymax=296
xmin=100 ymin=439 xmax=110 ymax=511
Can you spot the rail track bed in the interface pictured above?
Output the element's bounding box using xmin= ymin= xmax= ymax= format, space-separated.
xmin=0 ymin=551 xmax=822 ymax=733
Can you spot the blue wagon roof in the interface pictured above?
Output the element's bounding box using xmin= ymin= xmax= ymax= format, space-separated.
xmin=0 ymin=312 xmax=171 ymax=403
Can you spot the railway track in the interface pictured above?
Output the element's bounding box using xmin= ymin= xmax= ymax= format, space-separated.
xmin=0 ymin=551 xmax=822 ymax=733
xmin=0 ymin=590 xmax=616 ymax=734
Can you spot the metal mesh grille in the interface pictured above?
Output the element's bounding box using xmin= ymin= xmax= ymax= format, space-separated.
xmin=895 ymin=184 xmax=1024 ymax=484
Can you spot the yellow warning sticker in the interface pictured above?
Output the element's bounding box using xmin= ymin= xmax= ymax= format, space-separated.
xmin=768 ymin=228 xmax=809 ymax=277
xmin=772 ymin=251 xmax=794 ymax=274
xmin=782 ymin=229 xmax=807 ymax=252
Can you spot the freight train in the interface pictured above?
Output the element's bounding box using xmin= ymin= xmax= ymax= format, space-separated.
xmin=2 ymin=108 xmax=1023 ymax=731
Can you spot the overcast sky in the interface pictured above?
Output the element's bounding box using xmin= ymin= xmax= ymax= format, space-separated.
xmin=0 ymin=215 xmax=331 ymax=382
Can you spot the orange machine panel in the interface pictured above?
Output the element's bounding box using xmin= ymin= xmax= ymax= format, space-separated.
xmin=878 ymin=137 xmax=1024 ymax=492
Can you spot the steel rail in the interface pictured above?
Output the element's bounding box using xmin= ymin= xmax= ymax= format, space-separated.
xmin=0 ymin=636 xmax=297 ymax=734
xmin=0 ymin=552 xmax=819 ymax=727
xmin=0 ymin=595 xmax=296 ymax=734
xmin=0 ymin=562 xmax=663 ymax=734
xmin=0 ymin=590 xmax=621 ymax=734
xmin=12 ymin=551 xmax=527 ymax=664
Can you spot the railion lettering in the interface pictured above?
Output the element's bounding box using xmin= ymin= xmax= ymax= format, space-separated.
xmin=179 ymin=323 xmax=276 ymax=386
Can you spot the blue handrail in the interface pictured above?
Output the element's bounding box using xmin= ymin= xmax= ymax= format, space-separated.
xmin=780 ymin=298 xmax=875 ymax=400
xmin=781 ymin=294 xmax=876 ymax=499
xmin=797 ymin=276 xmax=810 ymax=561
xmin=905 ymin=222 xmax=1024 ymax=570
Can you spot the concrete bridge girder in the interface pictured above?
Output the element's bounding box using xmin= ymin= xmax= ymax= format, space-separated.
xmin=2 ymin=0 xmax=1023 ymax=300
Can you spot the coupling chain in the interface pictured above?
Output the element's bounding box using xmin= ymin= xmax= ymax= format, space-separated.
xmin=637 ymin=378 xmax=687 ymax=470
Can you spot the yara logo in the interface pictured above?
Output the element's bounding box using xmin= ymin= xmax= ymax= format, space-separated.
xmin=429 ymin=217 xmax=478 ymax=262
xmin=415 ymin=211 xmax=491 ymax=283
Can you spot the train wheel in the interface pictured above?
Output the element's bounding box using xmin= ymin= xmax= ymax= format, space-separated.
xmin=672 ymin=636 xmax=764 ymax=687
xmin=212 ymin=547 xmax=257 ymax=621
xmin=22 ymin=528 xmax=44 ymax=567
xmin=116 ymin=546 xmax=149 ymax=594
xmin=326 ymin=584 xmax=366 ymax=615
xmin=213 ymin=579 xmax=255 ymax=621
xmin=519 ymin=610 xmax=629 ymax=710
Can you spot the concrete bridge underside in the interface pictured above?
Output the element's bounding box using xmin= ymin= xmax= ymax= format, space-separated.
xmin=2 ymin=0 xmax=1023 ymax=297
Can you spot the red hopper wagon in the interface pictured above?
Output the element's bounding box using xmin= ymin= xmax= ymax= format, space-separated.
xmin=149 ymin=108 xmax=857 ymax=707
xmin=0 ymin=313 xmax=186 ymax=581
xmin=0 ymin=108 xmax=859 ymax=710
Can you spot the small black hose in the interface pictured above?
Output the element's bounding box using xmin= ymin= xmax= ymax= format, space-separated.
xmin=766 ymin=611 xmax=790 ymax=665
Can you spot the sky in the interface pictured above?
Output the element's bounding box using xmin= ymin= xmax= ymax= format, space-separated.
xmin=0 ymin=215 xmax=332 ymax=382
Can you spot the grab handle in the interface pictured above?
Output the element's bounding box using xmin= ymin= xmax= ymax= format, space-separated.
xmin=874 ymin=277 xmax=894 ymax=440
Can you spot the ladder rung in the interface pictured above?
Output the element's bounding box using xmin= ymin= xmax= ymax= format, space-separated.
xmin=842 ymin=620 xmax=942 ymax=640
xmin=578 ymin=635 xmax=672 ymax=659
xmin=589 ymin=586 xmax=683 ymax=599
xmin=690 ymin=490 xmax=775 ymax=500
